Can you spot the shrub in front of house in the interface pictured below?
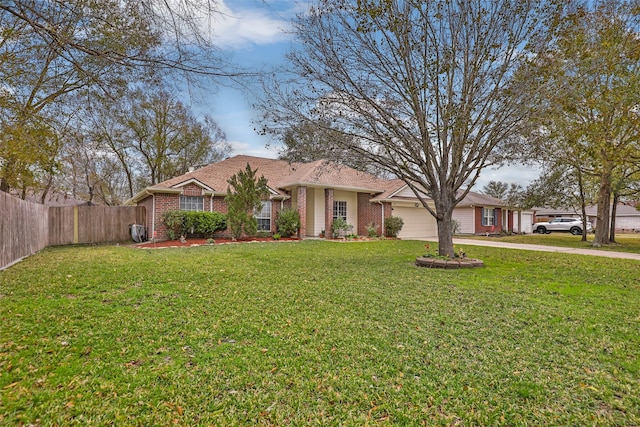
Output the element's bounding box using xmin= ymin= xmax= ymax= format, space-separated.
xmin=225 ymin=163 xmax=269 ymax=240
xmin=384 ymin=216 xmax=404 ymax=238
xmin=366 ymin=222 xmax=378 ymax=238
xmin=162 ymin=210 xmax=227 ymax=240
xmin=187 ymin=211 xmax=227 ymax=237
xmin=275 ymin=208 xmax=301 ymax=237
xmin=162 ymin=211 xmax=186 ymax=240
xmin=331 ymin=217 xmax=353 ymax=238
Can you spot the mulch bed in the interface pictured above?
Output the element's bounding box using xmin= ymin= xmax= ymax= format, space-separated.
xmin=133 ymin=236 xmax=299 ymax=249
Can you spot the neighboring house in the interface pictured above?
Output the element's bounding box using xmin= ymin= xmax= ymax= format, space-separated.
xmin=450 ymin=192 xmax=534 ymax=235
xmin=126 ymin=155 xmax=512 ymax=240
xmin=534 ymin=202 xmax=640 ymax=232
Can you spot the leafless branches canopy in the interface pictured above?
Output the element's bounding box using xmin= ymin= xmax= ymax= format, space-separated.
xmin=0 ymin=0 xmax=232 ymax=77
xmin=259 ymin=0 xmax=554 ymax=254
xmin=0 ymin=1 xmax=235 ymax=201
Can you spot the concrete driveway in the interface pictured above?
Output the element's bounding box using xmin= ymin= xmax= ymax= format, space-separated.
xmin=450 ymin=238 xmax=640 ymax=261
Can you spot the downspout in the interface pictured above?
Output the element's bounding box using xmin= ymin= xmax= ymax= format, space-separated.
xmin=144 ymin=190 xmax=155 ymax=241
xmin=378 ymin=201 xmax=385 ymax=236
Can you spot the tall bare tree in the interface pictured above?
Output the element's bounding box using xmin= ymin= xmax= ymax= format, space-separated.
xmin=67 ymin=88 xmax=231 ymax=200
xmin=258 ymin=0 xmax=557 ymax=256
xmin=125 ymin=89 xmax=230 ymax=187
xmin=0 ymin=0 xmax=238 ymax=195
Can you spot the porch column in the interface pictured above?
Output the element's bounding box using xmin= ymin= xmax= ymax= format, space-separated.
xmin=517 ymin=210 xmax=522 ymax=234
xmin=325 ymin=188 xmax=334 ymax=238
xmin=297 ymin=186 xmax=307 ymax=238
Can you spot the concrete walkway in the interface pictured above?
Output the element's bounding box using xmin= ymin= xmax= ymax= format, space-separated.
xmin=451 ymin=238 xmax=640 ymax=261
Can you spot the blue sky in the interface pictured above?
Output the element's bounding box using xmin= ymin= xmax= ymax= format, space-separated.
xmin=187 ymin=0 xmax=302 ymax=159
xmin=191 ymin=0 xmax=539 ymax=188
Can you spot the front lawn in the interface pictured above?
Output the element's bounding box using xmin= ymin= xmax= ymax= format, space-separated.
xmin=458 ymin=233 xmax=640 ymax=253
xmin=1 ymin=241 xmax=638 ymax=425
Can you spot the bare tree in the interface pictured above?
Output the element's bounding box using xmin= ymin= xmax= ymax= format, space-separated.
xmin=124 ymin=89 xmax=230 ymax=186
xmin=0 ymin=0 xmax=234 ymax=78
xmin=258 ymin=0 xmax=557 ymax=256
xmin=0 ymin=0 xmax=240 ymax=194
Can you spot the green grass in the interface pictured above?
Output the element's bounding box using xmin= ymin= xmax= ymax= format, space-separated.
xmin=457 ymin=233 xmax=640 ymax=253
xmin=1 ymin=240 xmax=639 ymax=425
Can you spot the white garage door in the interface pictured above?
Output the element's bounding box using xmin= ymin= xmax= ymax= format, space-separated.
xmin=515 ymin=212 xmax=533 ymax=234
xmin=393 ymin=206 xmax=437 ymax=239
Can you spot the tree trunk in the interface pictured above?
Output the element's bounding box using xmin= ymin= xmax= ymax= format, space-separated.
xmin=0 ymin=177 xmax=8 ymax=193
xmin=433 ymin=190 xmax=455 ymax=257
xmin=576 ymin=167 xmax=588 ymax=241
xmin=609 ymin=192 xmax=619 ymax=243
xmin=593 ymin=168 xmax=612 ymax=246
xmin=436 ymin=213 xmax=455 ymax=257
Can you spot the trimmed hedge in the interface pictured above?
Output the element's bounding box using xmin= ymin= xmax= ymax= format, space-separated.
xmin=162 ymin=210 xmax=227 ymax=240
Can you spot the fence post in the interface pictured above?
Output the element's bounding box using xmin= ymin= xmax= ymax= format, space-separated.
xmin=73 ymin=205 xmax=79 ymax=244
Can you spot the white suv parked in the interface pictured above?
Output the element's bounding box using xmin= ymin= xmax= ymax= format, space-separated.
xmin=532 ymin=217 xmax=592 ymax=235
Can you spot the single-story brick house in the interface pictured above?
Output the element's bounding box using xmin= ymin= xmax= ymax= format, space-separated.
xmin=126 ymin=155 xmax=512 ymax=240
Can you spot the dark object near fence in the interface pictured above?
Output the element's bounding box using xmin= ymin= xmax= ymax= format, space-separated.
xmin=130 ymin=224 xmax=146 ymax=243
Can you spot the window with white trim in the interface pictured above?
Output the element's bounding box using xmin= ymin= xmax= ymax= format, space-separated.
xmin=482 ymin=207 xmax=497 ymax=226
xmin=255 ymin=200 xmax=272 ymax=231
xmin=333 ymin=201 xmax=347 ymax=221
xmin=180 ymin=195 xmax=204 ymax=211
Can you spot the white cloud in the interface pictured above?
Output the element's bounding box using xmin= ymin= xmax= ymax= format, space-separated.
xmin=473 ymin=164 xmax=540 ymax=191
xmin=211 ymin=1 xmax=298 ymax=49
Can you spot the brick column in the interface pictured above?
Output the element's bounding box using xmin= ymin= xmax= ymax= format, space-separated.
xmin=297 ymin=186 xmax=307 ymax=238
xmin=324 ymin=188 xmax=334 ymax=238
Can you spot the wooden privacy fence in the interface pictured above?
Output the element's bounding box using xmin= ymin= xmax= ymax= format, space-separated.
xmin=1 ymin=192 xmax=146 ymax=270
xmin=48 ymin=205 xmax=146 ymax=246
xmin=0 ymin=191 xmax=49 ymax=270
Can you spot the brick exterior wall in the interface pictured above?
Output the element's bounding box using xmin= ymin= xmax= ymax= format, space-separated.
xmin=324 ymin=188 xmax=334 ymax=237
xmin=146 ymin=189 xmax=291 ymax=241
xmin=154 ymin=193 xmax=180 ymax=239
xmin=357 ymin=193 xmax=385 ymax=236
xmin=211 ymin=196 xmax=227 ymax=214
xmin=474 ymin=206 xmax=502 ymax=234
xmin=143 ymin=183 xmax=398 ymax=241
xmin=297 ymin=186 xmax=307 ymax=238
xmin=271 ymin=201 xmax=280 ymax=234
xmin=138 ymin=196 xmax=154 ymax=239
xmin=181 ymin=183 xmax=203 ymax=196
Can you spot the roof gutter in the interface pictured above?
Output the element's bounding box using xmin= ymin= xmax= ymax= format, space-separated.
xmin=125 ymin=187 xmax=183 ymax=205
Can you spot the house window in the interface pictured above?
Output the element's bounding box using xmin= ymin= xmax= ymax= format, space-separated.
xmin=180 ymin=195 xmax=203 ymax=211
xmin=333 ymin=201 xmax=347 ymax=220
xmin=482 ymin=207 xmax=497 ymax=226
xmin=255 ymin=200 xmax=272 ymax=231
